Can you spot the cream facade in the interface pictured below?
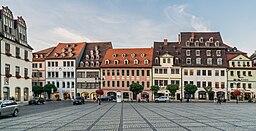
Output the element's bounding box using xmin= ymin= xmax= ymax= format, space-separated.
xmin=227 ymin=54 xmax=256 ymax=101
xmin=153 ymin=53 xmax=182 ymax=100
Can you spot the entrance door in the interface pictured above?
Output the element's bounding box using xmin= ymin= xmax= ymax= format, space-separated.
xmin=176 ymin=93 xmax=180 ymax=100
xmin=209 ymin=92 xmax=214 ymax=100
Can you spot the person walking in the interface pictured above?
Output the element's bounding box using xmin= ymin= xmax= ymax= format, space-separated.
xmin=97 ymin=97 xmax=101 ymax=105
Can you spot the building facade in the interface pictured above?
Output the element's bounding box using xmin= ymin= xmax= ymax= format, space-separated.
xmin=0 ymin=6 xmax=33 ymax=102
xmin=76 ymin=42 xmax=112 ymax=99
xmin=180 ymin=32 xmax=227 ymax=100
xmin=100 ymin=48 xmax=153 ymax=101
xmin=152 ymin=39 xmax=182 ymax=100
xmin=32 ymin=47 xmax=54 ymax=87
xmin=45 ymin=42 xmax=86 ymax=100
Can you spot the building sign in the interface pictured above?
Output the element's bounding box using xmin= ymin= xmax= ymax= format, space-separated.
xmin=4 ymin=77 xmax=9 ymax=85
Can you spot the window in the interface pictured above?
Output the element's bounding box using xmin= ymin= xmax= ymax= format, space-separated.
xmin=124 ymin=59 xmax=129 ymax=64
xmin=243 ymin=83 xmax=246 ymax=89
xmin=163 ymin=58 xmax=166 ymax=63
xmin=221 ymin=70 xmax=225 ymax=76
xmin=186 ymin=41 xmax=190 ymax=47
xmin=71 ymin=72 xmax=74 ymax=78
xmin=107 ymin=70 xmax=110 ymax=76
xmin=15 ymin=66 xmax=20 ymax=76
xmin=51 ymin=62 xmax=54 ymax=67
xmin=127 ymin=70 xmax=130 ymax=76
xmin=215 ymin=41 xmax=220 ymax=47
xmin=117 ymin=81 xmax=120 ymax=87
xmin=147 ymin=70 xmax=150 ymax=76
xmin=230 ymin=71 xmax=234 ymax=76
xmin=186 ymin=58 xmax=191 ymax=64
xmin=39 ymin=72 xmax=42 ymax=77
xmin=122 ymin=81 xmax=125 ymax=87
xmin=164 ymin=69 xmax=167 ymax=74
xmin=5 ymin=64 xmax=10 ymax=74
xmin=116 ymin=70 xmax=120 ymax=76
xmin=164 ymin=80 xmax=168 ymax=86
xmin=249 ymin=71 xmax=252 ymax=76
xmin=197 ymin=70 xmax=201 ymax=76
xmin=184 ymin=69 xmax=188 ymax=76
xmin=62 ymin=82 xmax=65 ymax=88
xmin=207 ymin=58 xmax=212 ymax=65
xmin=16 ymin=47 xmax=20 ymax=58
xmin=159 ymin=69 xmax=163 ymax=74
xmin=186 ymin=50 xmax=191 ymax=56
xmin=71 ymin=61 xmax=74 ymax=66
xmin=248 ymin=83 xmax=252 ymax=89
xmin=196 ymin=58 xmax=201 ymax=64
xmin=5 ymin=43 xmax=10 ymax=53
xmin=63 ymin=72 xmax=66 ymax=78
xmin=55 ymin=62 xmax=58 ymax=67
xmin=243 ymin=71 xmax=246 ymax=76
xmin=147 ymin=82 xmax=150 ymax=87
xmin=127 ymin=81 xmax=130 ymax=87
xmin=206 ymin=50 xmax=211 ymax=56
xmin=202 ymin=81 xmax=206 ymax=87
xmin=112 ymin=81 xmax=115 ymax=87
xmin=217 ymin=58 xmax=222 ymax=65
xmin=208 ymin=70 xmax=212 ymax=76
xmin=216 ymin=50 xmax=221 ymax=56
xmin=77 ymin=72 xmax=85 ymax=78
xmin=122 ymin=70 xmax=125 ymax=76
xmin=142 ymin=82 xmax=145 ymax=87
xmin=230 ymin=83 xmax=234 ymax=88
xmin=134 ymin=59 xmax=139 ymax=65
xmin=215 ymin=70 xmax=219 ymax=76
xmin=86 ymin=72 xmax=98 ymax=78
xmin=136 ymin=70 xmax=140 ymax=76
xmin=232 ymin=62 xmax=235 ymax=67
xmin=155 ymin=69 xmax=158 ymax=74
xmin=48 ymin=72 xmax=51 ymax=78
xmin=184 ymin=81 xmax=188 ymax=86
xmin=114 ymin=60 xmax=119 ymax=64
xmin=105 ymin=60 xmax=110 ymax=65
xmin=208 ymin=82 xmax=212 ymax=87
xmin=39 ymin=63 xmax=42 ymax=68
xmin=107 ymin=81 xmax=110 ymax=87
xmin=167 ymin=58 xmax=171 ymax=63
xmin=195 ymin=41 xmax=199 ymax=47
xmin=202 ymin=70 xmax=206 ymax=76
xmin=132 ymin=70 xmax=134 ymax=76
xmin=196 ymin=50 xmax=200 ymax=56
xmin=144 ymin=60 xmax=149 ymax=64
xmin=155 ymin=58 xmax=159 ymax=64
xmin=221 ymin=82 xmax=225 ymax=88
xmin=237 ymin=71 xmax=241 ymax=77
xmin=56 ymin=72 xmax=59 ymax=78
xmin=24 ymin=50 xmax=28 ymax=60
xmin=189 ymin=70 xmax=193 ymax=76
xmin=197 ymin=81 xmax=201 ymax=87
xmin=67 ymin=61 xmax=70 ymax=67
xmin=215 ymin=82 xmax=219 ymax=88
xmin=102 ymin=70 xmax=105 ymax=76
xmin=154 ymin=80 xmax=158 ymax=86
xmin=238 ymin=62 xmax=241 ymax=67
xmin=63 ymin=61 xmax=66 ymax=67
xmin=142 ymin=70 xmax=145 ymax=76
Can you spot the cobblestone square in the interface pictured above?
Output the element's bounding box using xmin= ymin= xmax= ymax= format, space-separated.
xmin=0 ymin=102 xmax=256 ymax=131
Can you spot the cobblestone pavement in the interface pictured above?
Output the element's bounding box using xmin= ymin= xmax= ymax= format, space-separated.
xmin=0 ymin=102 xmax=256 ymax=131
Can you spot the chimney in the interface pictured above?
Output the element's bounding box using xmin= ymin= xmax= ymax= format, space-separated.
xmin=178 ymin=34 xmax=181 ymax=44
xmin=164 ymin=39 xmax=168 ymax=46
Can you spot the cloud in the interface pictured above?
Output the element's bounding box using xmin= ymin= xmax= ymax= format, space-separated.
xmin=50 ymin=27 xmax=91 ymax=42
xmin=164 ymin=4 xmax=210 ymax=31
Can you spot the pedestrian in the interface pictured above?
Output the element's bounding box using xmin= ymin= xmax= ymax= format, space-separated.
xmin=217 ymin=97 xmax=221 ymax=104
xmin=93 ymin=97 xmax=96 ymax=103
xmin=98 ymin=97 xmax=101 ymax=105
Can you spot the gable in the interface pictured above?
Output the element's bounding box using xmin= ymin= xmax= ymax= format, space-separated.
xmin=230 ymin=54 xmax=250 ymax=61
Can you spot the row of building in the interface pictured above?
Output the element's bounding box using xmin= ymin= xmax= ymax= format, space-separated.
xmin=32 ymin=31 xmax=256 ymax=101
xmin=1 ymin=6 xmax=256 ymax=102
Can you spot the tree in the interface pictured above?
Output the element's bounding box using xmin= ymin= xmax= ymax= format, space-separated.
xmin=43 ymin=84 xmax=57 ymax=99
xmin=203 ymin=86 xmax=213 ymax=100
xmin=184 ymin=84 xmax=198 ymax=102
xmin=167 ymin=84 xmax=179 ymax=100
xmin=32 ymin=85 xmax=43 ymax=97
xmin=130 ymin=82 xmax=144 ymax=101
xmin=150 ymin=85 xmax=160 ymax=100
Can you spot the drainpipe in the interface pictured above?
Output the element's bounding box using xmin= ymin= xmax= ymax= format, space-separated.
xmin=0 ymin=36 xmax=3 ymax=100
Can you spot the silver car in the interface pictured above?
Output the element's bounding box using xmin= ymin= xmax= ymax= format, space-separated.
xmin=0 ymin=100 xmax=19 ymax=117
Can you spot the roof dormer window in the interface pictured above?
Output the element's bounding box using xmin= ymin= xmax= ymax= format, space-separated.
xmin=124 ymin=59 xmax=129 ymax=64
xmin=35 ymin=54 xmax=39 ymax=58
xmin=86 ymin=55 xmax=89 ymax=60
xmin=72 ymin=44 xmax=76 ymax=47
xmin=189 ymin=37 xmax=194 ymax=42
xmin=186 ymin=41 xmax=190 ymax=47
xmin=80 ymin=61 xmax=84 ymax=67
xmin=105 ymin=59 xmax=110 ymax=65
xmin=85 ymin=61 xmax=89 ymax=67
xmin=195 ymin=41 xmax=199 ymax=47
xmin=61 ymin=48 xmax=66 ymax=52
xmin=95 ymin=45 xmax=98 ymax=50
xmin=144 ymin=59 xmax=149 ymax=64
xmin=131 ymin=53 xmax=136 ymax=58
xmin=141 ymin=53 xmax=145 ymax=58
xmin=54 ymin=53 xmax=59 ymax=57
xmin=96 ymin=55 xmax=100 ymax=60
xmin=95 ymin=50 xmax=99 ymax=55
xmin=113 ymin=54 xmax=117 ymax=58
xmin=215 ymin=41 xmax=220 ymax=47
xmin=66 ymin=44 xmax=69 ymax=47
xmin=96 ymin=61 xmax=100 ymax=67
xmin=205 ymin=41 xmax=210 ymax=47
xmin=91 ymin=62 xmax=94 ymax=67
xmin=209 ymin=37 xmax=213 ymax=43
xmin=91 ymin=55 xmax=94 ymax=60
xmin=114 ymin=60 xmax=119 ymax=64
xmin=61 ymin=53 xmax=66 ymax=57
xmin=199 ymin=37 xmax=204 ymax=43
xmin=134 ymin=59 xmax=139 ymax=65
xmin=69 ymin=53 xmax=74 ymax=57
xmin=40 ymin=54 xmax=44 ymax=58
xmin=122 ymin=53 xmax=126 ymax=58
xmin=90 ymin=50 xmax=94 ymax=55
xmin=68 ymin=48 xmax=73 ymax=52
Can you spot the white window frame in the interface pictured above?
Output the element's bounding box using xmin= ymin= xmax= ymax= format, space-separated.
xmin=206 ymin=50 xmax=211 ymax=56
xmin=195 ymin=41 xmax=199 ymax=47
xmin=196 ymin=50 xmax=200 ymax=56
xmin=124 ymin=59 xmax=129 ymax=64
xmin=186 ymin=50 xmax=191 ymax=56
xmin=114 ymin=60 xmax=119 ymax=64
xmin=105 ymin=59 xmax=110 ymax=65
xmin=196 ymin=58 xmax=201 ymax=64
xmin=207 ymin=58 xmax=212 ymax=65
xmin=217 ymin=58 xmax=222 ymax=65
xmin=134 ymin=59 xmax=139 ymax=65
xmin=216 ymin=50 xmax=221 ymax=56
xmin=186 ymin=58 xmax=191 ymax=64
xmin=215 ymin=41 xmax=220 ymax=47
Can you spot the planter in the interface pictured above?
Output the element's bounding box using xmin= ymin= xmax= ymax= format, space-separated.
xmin=16 ymin=56 xmax=21 ymax=59
xmin=5 ymin=73 xmax=12 ymax=78
xmin=25 ymin=58 xmax=30 ymax=62
xmin=25 ymin=76 xmax=30 ymax=79
xmin=16 ymin=75 xmax=21 ymax=79
xmin=5 ymin=52 xmax=12 ymax=57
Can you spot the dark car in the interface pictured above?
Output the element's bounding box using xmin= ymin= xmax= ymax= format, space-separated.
xmin=100 ymin=96 xmax=113 ymax=101
xmin=29 ymin=97 xmax=45 ymax=105
xmin=73 ymin=97 xmax=85 ymax=105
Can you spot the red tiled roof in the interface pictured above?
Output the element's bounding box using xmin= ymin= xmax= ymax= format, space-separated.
xmin=34 ymin=47 xmax=55 ymax=54
xmin=33 ymin=47 xmax=55 ymax=61
xmin=46 ymin=42 xmax=86 ymax=59
xmin=101 ymin=48 xmax=153 ymax=68
xmin=226 ymin=54 xmax=239 ymax=61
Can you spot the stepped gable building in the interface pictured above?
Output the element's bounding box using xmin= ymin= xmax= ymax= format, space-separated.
xmin=152 ymin=39 xmax=182 ymax=100
xmin=225 ymin=45 xmax=256 ymax=101
xmin=0 ymin=6 xmax=33 ymax=102
xmin=32 ymin=47 xmax=55 ymax=87
xmin=100 ymin=48 xmax=154 ymax=100
xmin=76 ymin=42 xmax=112 ymax=99
xmin=45 ymin=42 xmax=86 ymax=100
xmin=180 ymin=32 xmax=228 ymax=100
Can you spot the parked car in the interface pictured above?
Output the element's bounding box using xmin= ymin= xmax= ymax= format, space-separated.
xmin=0 ymin=100 xmax=19 ymax=117
xmin=73 ymin=97 xmax=85 ymax=105
xmin=155 ymin=96 xmax=169 ymax=103
xmin=100 ymin=96 xmax=113 ymax=101
xmin=29 ymin=97 xmax=45 ymax=105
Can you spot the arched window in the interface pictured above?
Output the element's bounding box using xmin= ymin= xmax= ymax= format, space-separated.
xmin=62 ymin=82 xmax=65 ymax=88
xmin=124 ymin=59 xmax=129 ymax=64
xmin=15 ymin=87 xmax=21 ymax=101
xmin=144 ymin=59 xmax=149 ymax=64
xmin=3 ymin=87 xmax=10 ymax=100
xmin=105 ymin=59 xmax=110 ymax=65
xmin=215 ymin=41 xmax=220 ymax=47
xmin=67 ymin=82 xmax=70 ymax=88
xmin=122 ymin=53 xmax=126 ymax=58
xmin=24 ymin=87 xmax=29 ymax=101
xmin=114 ymin=60 xmax=119 ymax=64
xmin=134 ymin=59 xmax=139 ymax=65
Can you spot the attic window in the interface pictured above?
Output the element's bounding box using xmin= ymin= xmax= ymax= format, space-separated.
xmin=86 ymin=55 xmax=89 ymax=60
xmin=69 ymin=53 xmax=74 ymax=57
xmin=105 ymin=59 xmax=110 ymax=65
xmin=91 ymin=55 xmax=94 ymax=60
xmin=209 ymin=37 xmax=213 ymax=43
xmin=95 ymin=46 xmax=98 ymax=50
xmin=141 ymin=53 xmax=145 ymax=58
xmin=113 ymin=54 xmax=117 ymax=58
xmin=195 ymin=41 xmax=199 ymax=47
xmin=91 ymin=62 xmax=94 ymax=67
xmin=199 ymin=37 xmax=204 ymax=43
xmin=186 ymin=41 xmax=190 ymax=47
xmin=144 ymin=59 xmax=149 ymax=64
xmin=40 ymin=54 xmax=44 ymax=58
xmin=72 ymin=44 xmax=76 ymax=47
xmin=122 ymin=53 xmax=126 ymax=58
xmin=54 ymin=53 xmax=59 ymax=57
xmin=134 ymin=59 xmax=139 ymax=65
xmin=85 ymin=61 xmax=89 ymax=67
xmin=68 ymin=48 xmax=73 ymax=52
xmin=124 ymin=59 xmax=129 ymax=64
xmin=90 ymin=50 xmax=94 ymax=55
xmin=35 ymin=54 xmax=39 ymax=58
xmin=155 ymin=58 xmax=159 ymax=63
xmin=131 ymin=53 xmax=136 ymax=58
xmin=114 ymin=60 xmax=119 ymax=64
xmin=189 ymin=37 xmax=194 ymax=42
xmin=215 ymin=41 xmax=220 ymax=47
xmin=205 ymin=41 xmax=210 ymax=47
xmin=80 ymin=61 xmax=84 ymax=67
xmin=61 ymin=48 xmax=66 ymax=52
xmin=96 ymin=55 xmax=100 ymax=60
xmin=95 ymin=50 xmax=99 ymax=55
xmin=61 ymin=53 xmax=66 ymax=57
xmin=66 ymin=44 xmax=69 ymax=47
xmin=96 ymin=61 xmax=100 ymax=67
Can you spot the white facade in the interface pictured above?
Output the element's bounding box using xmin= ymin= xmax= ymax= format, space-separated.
xmin=153 ymin=53 xmax=182 ymax=100
xmin=32 ymin=61 xmax=46 ymax=87
xmin=182 ymin=67 xmax=227 ymax=100
xmin=0 ymin=38 xmax=32 ymax=102
xmin=45 ymin=59 xmax=76 ymax=100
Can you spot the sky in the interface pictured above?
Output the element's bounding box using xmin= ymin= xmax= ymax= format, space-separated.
xmin=1 ymin=0 xmax=256 ymax=55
